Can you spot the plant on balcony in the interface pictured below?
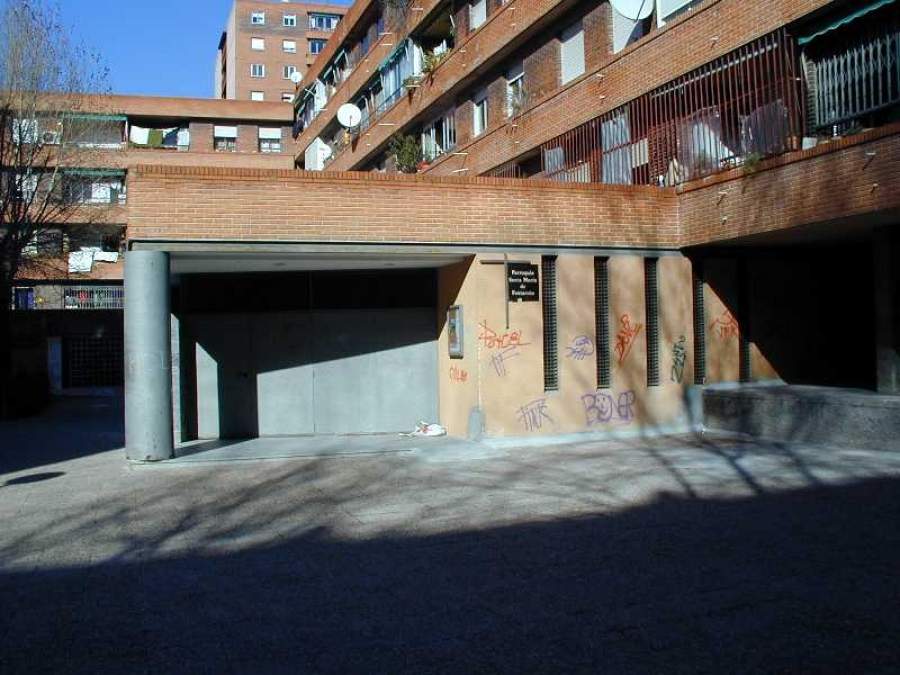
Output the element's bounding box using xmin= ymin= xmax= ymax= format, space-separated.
xmin=403 ymin=75 xmax=422 ymax=92
xmin=422 ymin=50 xmax=448 ymax=79
xmin=742 ymin=151 xmax=763 ymax=175
xmin=380 ymin=0 xmax=412 ymax=29
xmin=388 ymin=134 xmax=423 ymax=173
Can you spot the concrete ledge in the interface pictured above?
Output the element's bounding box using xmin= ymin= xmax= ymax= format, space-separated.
xmin=703 ymin=384 xmax=900 ymax=452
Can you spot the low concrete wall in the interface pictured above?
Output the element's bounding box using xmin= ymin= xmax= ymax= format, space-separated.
xmin=703 ymin=384 xmax=900 ymax=451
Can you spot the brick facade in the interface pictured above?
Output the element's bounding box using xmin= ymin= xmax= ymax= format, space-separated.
xmin=126 ymin=165 xmax=679 ymax=247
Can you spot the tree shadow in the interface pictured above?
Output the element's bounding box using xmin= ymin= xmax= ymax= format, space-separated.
xmin=1 ymin=428 xmax=899 ymax=673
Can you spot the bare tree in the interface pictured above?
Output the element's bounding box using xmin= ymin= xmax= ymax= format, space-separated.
xmin=0 ymin=0 xmax=110 ymax=416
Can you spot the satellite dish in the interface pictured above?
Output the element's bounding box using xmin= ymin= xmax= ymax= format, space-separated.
xmin=337 ymin=103 xmax=362 ymax=128
xmin=290 ymin=71 xmax=303 ymax=84
xmin=609 ymin=0 xmax=653 ymax=20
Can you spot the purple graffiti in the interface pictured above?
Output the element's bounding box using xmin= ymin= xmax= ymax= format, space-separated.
xmin=517 ymin=398 xmax=554 ymax=432
xmin=566 ymin=335 xmax=595 ymax=361
xmin=582 ymin=390 xmax=636 ymax=426
xmin=490 ymin=346 xmax=520 ymax=377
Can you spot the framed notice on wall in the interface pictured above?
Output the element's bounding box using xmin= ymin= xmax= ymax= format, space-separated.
xmin=448 ymin=305 xmax=464 ymax=358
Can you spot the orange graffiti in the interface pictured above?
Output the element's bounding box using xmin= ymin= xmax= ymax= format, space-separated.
xmin=614 ymin=314 xmax=643 ymax=365
xmin=478 ymin=321 xmax=530 ymax=350
xmin=449 ymin=366 xmax=469 ymax=383
xmin=710 ymin=310 xmax=739 ymax=340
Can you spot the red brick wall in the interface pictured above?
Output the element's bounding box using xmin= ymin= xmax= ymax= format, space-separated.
xmin=420 ymin=0 xmax=834 ymax=178
xmin=126 ymin=165 xmax=679 ymax=247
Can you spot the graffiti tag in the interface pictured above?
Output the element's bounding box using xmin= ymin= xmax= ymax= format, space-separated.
xmin=517 ymin=398 xmax=554 ymax=432
xmin=710 ymin=310 xmax=739 ymax=340
xmin=490 ymin=346 xmax=520 ymax=377
xmin=565 ymin=335 xmax=595 ymax=361
xmin=449 ymin=366 xmax=469 ymax=383
xmin=582 ymin=390 xmax=637 ymax=426
xmin=614 ymin=314 xmax=643 ymax=365
xmin=478 ymin=321 xmax=530 ymax=350
xmin=671 ymin=335 xmax=687 ymax=383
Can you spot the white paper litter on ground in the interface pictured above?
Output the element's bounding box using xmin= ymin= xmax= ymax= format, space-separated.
xmin=401 ymin=421 xmax=447 ymax=437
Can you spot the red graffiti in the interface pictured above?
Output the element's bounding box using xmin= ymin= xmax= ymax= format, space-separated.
xmin=449 ymin=366 xmax=469 ymax=383
xmin=478 ymin=321 xmax=530 ymax=350
xmin=710 ymin=310 xmax=739 ymax=340
xmin=614 ymin=314 xmax=643 ymax=365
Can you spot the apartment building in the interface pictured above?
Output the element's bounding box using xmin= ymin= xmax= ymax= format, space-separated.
xmin=215 ymin=0 xmax=347 ymax=103
xmin=10 ymin=95 xmax=294 ymax=396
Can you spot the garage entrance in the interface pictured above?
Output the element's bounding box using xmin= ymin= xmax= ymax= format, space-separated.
xmin=176 ymin=268 xmax=439 ymax=439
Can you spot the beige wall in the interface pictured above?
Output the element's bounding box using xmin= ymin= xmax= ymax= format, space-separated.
xmin=437 ymin=252 xmax=696 ymax=439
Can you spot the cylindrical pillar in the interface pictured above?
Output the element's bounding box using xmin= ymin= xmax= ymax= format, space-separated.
xmin=124 ymin=250 xmax=173 ymax=461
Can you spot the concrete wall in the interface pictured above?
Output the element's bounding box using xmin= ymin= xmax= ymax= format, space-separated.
xmin=437 ymin=251 xmax=695 ymax=438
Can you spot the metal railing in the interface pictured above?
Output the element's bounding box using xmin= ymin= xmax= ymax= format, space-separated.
xmin=490 ymin=29 xmax=803 ymax=186
xmin=64 ymin=286 xmax=124 ymax=310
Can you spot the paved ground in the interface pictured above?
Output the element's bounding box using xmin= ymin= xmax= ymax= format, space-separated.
xmin=1 ymin=397 xmax=900 ymax=674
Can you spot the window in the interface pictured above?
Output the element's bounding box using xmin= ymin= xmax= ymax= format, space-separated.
xmin=251 ymin=11 xmax=265 ymax=25
xmin=542 ymin=256 xmax=559 ymax=391
xmin=506 ymin=61 xmax=525 ymax=117
xmin=473 ymin=91 xmax=488 ymax=136
xmin=251 ymin=37 xmax=265 ymax=51
xmin=469 ymin=0 xmax=487 ymax=30
xmin=309 ymin=13 xmax=340 ymax=31
xmin=61 ymin=173 xmax=126 ymax=205
xmin=250 ymin=63 xmax=265 ymax=78
xmin=421 ymin=109 xmax=456 ymax=161
xmin=13 ymin=287 xmax=35 ymax=310
xmin=283 ymin=13 xmax=297 ymax=27
xmin=644 ymin=258 xmax=660 ymax=386
xmin=281 ymin=92 xmax=294 ymax=103
xmin=251 ymin=91 xmax=265 ymax=101
xmin=692 ymin=261 xmax=706 ymax=385
xmin=594 ymin=257 xmax=611 ymax=389
xmin=259 ymin=127 xmax=282 ymax=153
xmin=560 ymin=20 xmax=585 ymax=84
xmin=23 ymin=230 xmax=63 ymax=258
xmin=214 ymin=125 xmax=237 ymax=152
xmin=283 ymin=65 xmax=297 ymax=80
xmin=283 ymin=39 xmax=297 ymax=53
xmin=309 ymin=39 xmax=326 ymax=55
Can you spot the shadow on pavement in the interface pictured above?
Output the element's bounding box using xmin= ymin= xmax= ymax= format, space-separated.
xmin=1 ymin=474 xmax=898 ymax=674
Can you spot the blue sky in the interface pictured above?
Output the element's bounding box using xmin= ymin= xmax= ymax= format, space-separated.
xmin=58 ymin=0 xmax=350 ymax=98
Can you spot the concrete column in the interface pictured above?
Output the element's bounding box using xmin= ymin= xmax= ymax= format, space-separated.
xmin=874 ymin=228 xmax=900 ymax=395
xmin=124 ymin=251 xmax=174 ymax=461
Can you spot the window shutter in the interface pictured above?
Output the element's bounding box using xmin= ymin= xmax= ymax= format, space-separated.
xmin=560 ymin=21 xmax=585 ymax=84
xmin=542 ymin=256 xmax=559 ymax=391
xmin=213 ymin=125 xmax=237 ymax=138
xmin=258 ymin=127 xmax=282 ymax=140
xmin=644 ymin=258 xmax=660 ymax=387
xmin=594 ymin=257 xmax=611 ymax=388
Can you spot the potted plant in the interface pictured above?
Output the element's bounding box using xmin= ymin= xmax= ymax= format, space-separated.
xmin=388 ymin=134 xmax=423 ymax=173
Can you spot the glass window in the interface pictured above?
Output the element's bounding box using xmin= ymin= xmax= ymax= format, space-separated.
xmin=469 ymin=0 xmax=486 ymax=30
xmin=282 ymin=92 xmax=294 ymax=103
xmin=506 ymin=61 xmax=525 ymax=116
xmin=259 ymin=138 xmax=282 ymax=153
xmin=283 ymin=14 xmax=297 ymax=27
xmin=283 ymin=65 xmax=297 ymax=79
xmin=214 ymin=136 xmax=236 ymax=152
xmin=251 ymin=37 xmax=265 ymax=51
xmin=251 ymin=91 xmax=265 ymax=101
xmin=251 ymin=63 xmax=265 ymax=78
xmin=309 ymin=13 xmax=340 ymax=30
xmin=251 ymin=11 xmax=265 ymax=25
xmin=473 ymin=91 xmax=488 ymax=136
xmin=560 ymin=21 xmax=585 ymax=84
xmin=309 ymin=39 xmax=326 ymax=55
xmin=283 ymin=39 xmax=297 ymax=53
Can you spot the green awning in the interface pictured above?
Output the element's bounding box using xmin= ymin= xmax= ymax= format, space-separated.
xmin=798 ymin=0 xmax=896 ymax=45
xmin=63 ymin=113 xmax=127 ymax=122
xmin=377 ymin=39 xmax=407 ymax=72
xmin=63 ymin=168 xmax=125 ymax=177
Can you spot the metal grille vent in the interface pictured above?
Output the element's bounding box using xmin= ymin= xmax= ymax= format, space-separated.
xmin=644 ymin=258 xmax=660 ymax=387
xmin=594 ymin=257 xmax=611 ymax=388
xmin=692 ymin=262 xmax=706 ymax=385
xmin=542 ymin=256 xmax=559 ymax=391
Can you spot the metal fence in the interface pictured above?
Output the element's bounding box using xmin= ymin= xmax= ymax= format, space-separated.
xmin=63 ymin=286 xmax=124 ymax=310
xmin=805 ymin=9 xmax=900 ymax=132
xmin=517 ymin=29 xmax=803 ymax=186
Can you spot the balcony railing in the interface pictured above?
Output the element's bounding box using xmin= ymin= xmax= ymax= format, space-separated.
xmin=64 ymin=286 xmax=124 ymax=310
xmin=521 ymin=29 xmax=803 ymax=187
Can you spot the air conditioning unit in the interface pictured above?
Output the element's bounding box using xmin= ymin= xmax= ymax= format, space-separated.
xmin=41 ymin=130 xmax=61 ymax=145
